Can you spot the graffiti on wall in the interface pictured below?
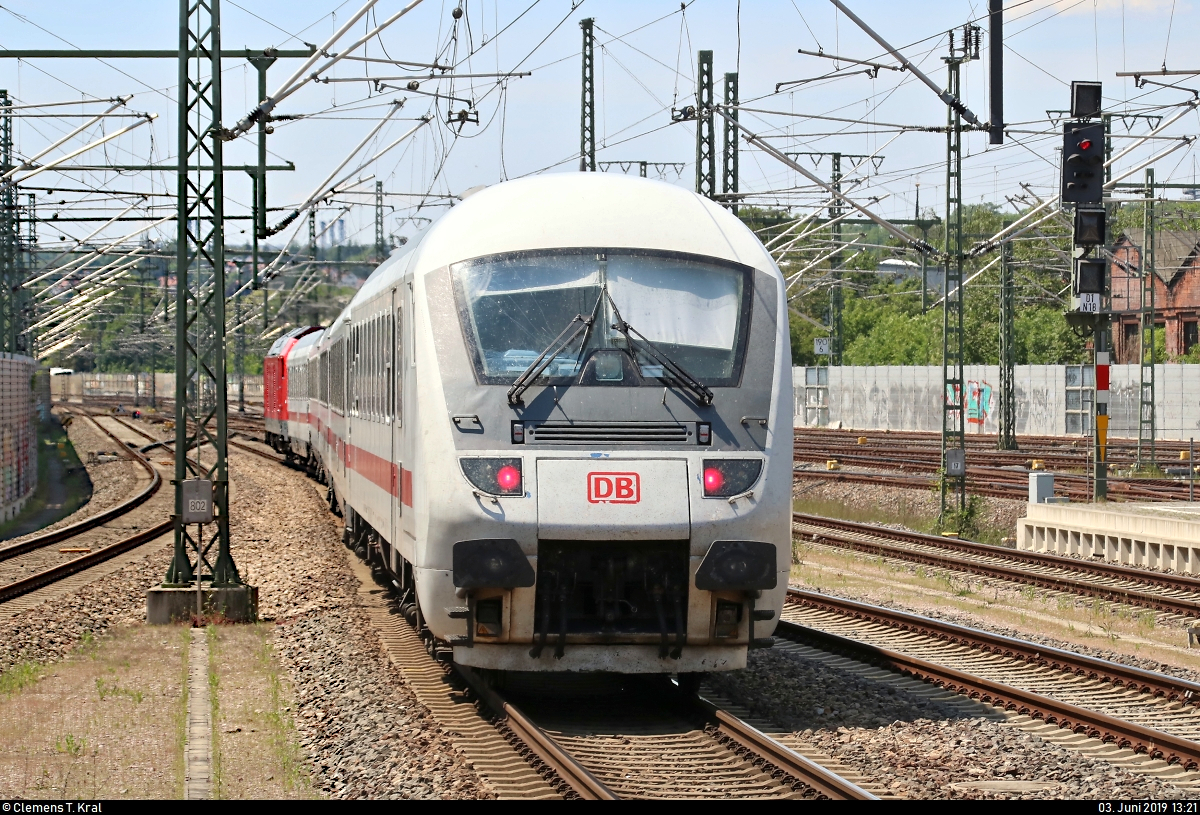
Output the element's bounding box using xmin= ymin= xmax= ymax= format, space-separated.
xmin=945 ymin=380 xmax=994 ymax=430
xmin=967 ymin=380 xmax=993 ymax=428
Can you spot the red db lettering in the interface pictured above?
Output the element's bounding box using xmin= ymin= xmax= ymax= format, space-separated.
xmin=587 ymin=472 xmax=641 ymax=504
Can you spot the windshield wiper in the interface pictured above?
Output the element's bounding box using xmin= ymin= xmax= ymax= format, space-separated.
xmin=506 ymin=313 xmax=594 ymax=406
xmin=606 ymin=291 xmax=714 ymax=406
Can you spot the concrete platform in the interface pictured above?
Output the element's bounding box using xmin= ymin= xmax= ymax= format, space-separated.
xmin=146 ymin=584 xmax=258 ymax=624
xmin=1017 ymin=502 xmax=1200 ymax=573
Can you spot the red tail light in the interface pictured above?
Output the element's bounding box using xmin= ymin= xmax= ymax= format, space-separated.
xmin=460 ymin=458 xmax=524 ymax=497
xmin=703 ymin=467 xmax=725 ymax=494
xmin=496 ymin=465 xmax=521 ymax=492
xmin=702 ymin=459 xmax=763 ymax=498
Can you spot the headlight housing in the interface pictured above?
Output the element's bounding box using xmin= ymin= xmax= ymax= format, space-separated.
xmin=461 ymin=457 xmax=523 ymax=496
xmin=701 ymin=459 xmax=762 ymax=498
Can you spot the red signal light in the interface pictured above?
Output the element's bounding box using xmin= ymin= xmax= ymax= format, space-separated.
xmin=703 ymin=467 xmax=725 ymax=494
xmin=1079 ymin=139 xmax=1092 ymax=150
xmin=496 ymin=465 xmax=521 ymax=492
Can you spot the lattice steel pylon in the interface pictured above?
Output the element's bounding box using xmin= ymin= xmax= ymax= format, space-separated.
xmin=695 ymin=50 xmax=715 ymax=198
xmin=580 ymin=18 xmax=596 ymax=172
xmin=165 ymin=0 xmax=241 ymax=588
xmin=722 ymin=71 xmax=738 ymax=214
xmin=1137 ymin=168 xmax=1157 ymax=469
xmin=998 ymin=240 xmax=1017 ymax=450
xmin=375 ymin=180 xmax=385 ymax=262
xmin=0 ymin=90 xmax=20 ymax=355
xmin=829 ymin=153 xmax=844 ymax=366
xmin=940 ymin=51 xmax=968 ymax=522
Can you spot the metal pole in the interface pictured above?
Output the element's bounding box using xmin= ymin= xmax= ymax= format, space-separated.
xmin=375 ymin=179 xmax=385 ymax=262
xmin=0 ymin=90 xmax=15 ymax=354
xmin=580 ymin=18 xmax=595 ymax=172
xmin=1095 ymin=316 xmax=1109 ymax=500
xmin=235 ymin=260 xmax=244 ymax=413
xmin=722 ymin=71 xmax=739 ymax=215
xmin=1191 ymin=438 xmax=1195 ymax=501
xmin=830 ymin=153 xmax=843 ymax=366
xmin=1138 ymin=168 xmax=1157 ymax=469
xmin=941 ymin=52 xmax=968 ymax=523
xmin=166 ymin=0 xmax=239 ymax=588
xmin=998 ymin=240 xmax=1017 ymax=450
xmin=695 ymin=50 xmax=715 ymax=198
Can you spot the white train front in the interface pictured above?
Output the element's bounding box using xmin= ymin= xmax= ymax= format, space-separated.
xmin=278 ymin=173 xmax=793 ymax=674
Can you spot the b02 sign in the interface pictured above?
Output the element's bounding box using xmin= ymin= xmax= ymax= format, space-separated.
xmin=587 ymin=472 xmax=641 ymax=504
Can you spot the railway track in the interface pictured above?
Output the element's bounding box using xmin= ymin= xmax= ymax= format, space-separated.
xmin=794 ymin=428 xmax=1197 ymax=502
xmin=343 ymin=539 xmax=875 ymax=799
xmin=103 ymin=412 xmax=283 ymax=465
xmin=779 ymin=588 xmax=1200 ymax=782
xmin=0 ymin=411 xmax=172 ymax=607
xmin=793 ymin=512 xmax=1200 ymax=620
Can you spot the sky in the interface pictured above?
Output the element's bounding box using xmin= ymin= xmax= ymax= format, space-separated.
xmin=0 ymin=0 xmax=1196 ymax=250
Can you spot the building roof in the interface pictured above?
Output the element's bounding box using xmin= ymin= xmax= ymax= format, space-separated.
xmin=1117 ymin=229 xmax=1200 ymax=285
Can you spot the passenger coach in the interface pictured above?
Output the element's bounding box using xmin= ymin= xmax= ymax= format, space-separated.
xmin=286 ymin=173 xmax=793 ymax=674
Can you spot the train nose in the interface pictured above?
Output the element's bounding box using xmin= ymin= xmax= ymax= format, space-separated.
xmin=535 ymin=459 xmax=690 ymax=540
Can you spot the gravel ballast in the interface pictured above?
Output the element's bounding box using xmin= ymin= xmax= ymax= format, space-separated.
xmin=710 ymin=648 xmax=1187 ymax=800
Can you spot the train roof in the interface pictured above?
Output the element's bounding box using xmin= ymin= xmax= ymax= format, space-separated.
xmin=288 ymin=328 xmax=324 ymax=362
xmin=412 ymin=174 xmax=778 ymax=275
xmin=267 ymin=325 xmax=323 ymax=358
xmin=327 ymin=174 xmax=781 ymax=340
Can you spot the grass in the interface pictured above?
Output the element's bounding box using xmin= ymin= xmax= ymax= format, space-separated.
xmin=208 ymin=624 xmax=223 ymax=799
xmin=0 ymin=624 xmax=188 ymax=798
xmin=0 ymin=662 xmax=41 ymax=696
xmin=793 ymin=493 xmax=1011 ymax=547
xmin=790 ymin=539 xmax=1200 ymax=675
xmin=257 ymin=632 xmax=309 ymax=793
xmin=175 ymin=626 xmax=190 ymax=800
xmin=209 ymin=624 xmax=315 ymax=799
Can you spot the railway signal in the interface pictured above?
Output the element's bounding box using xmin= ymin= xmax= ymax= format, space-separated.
xmin=1061 ymin=122 xmax=1105 ymax=205
xmin=1061 ymin=82 xmax=1111 ymax=501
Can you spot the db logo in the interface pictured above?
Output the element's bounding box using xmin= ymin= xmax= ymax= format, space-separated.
xmin=587 ymin=472 xmax=640 ymax=504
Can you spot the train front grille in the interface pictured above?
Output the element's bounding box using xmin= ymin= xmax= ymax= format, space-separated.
xmin=525 ymin=421 xmax=692 ymax=444
xmin=530 ymin=540 xmax=690 ymax=659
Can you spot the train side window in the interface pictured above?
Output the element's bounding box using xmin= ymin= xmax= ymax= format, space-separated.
xmin=408 ymin=281 xmax=416 ymax=368
xmin=372 ymin=317 xmax=379 ymax=421
xmin=386 ymin=311 xmax=393 ymax=424
xmin=375 ymin=316 xmax=381 ymax=421
xmin=395 ymin=305 xmax=403 ymax=426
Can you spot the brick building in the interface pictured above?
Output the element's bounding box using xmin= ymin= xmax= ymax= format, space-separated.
xmin=1109 ymin=228 xmax=1200 ymax=363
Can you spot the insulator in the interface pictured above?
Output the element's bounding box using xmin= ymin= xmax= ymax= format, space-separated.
xmin=407 ymin=80 xmax=420 ymax=91
xmin=452 ymin=6 xmax=463 ymax=19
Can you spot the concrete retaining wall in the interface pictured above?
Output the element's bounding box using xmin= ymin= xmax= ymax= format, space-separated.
xmin=794 ymin=364 xmax=1200 ymax=441
xmin=0 ymin=354 xmax=37 ymax=522
xmin=51 ymin=373 xmax=264 ymax=405
xmin=1018 ymin=502 xmax=1200 ymax=574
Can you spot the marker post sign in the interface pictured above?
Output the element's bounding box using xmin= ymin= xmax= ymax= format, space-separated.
xmin=180 ymin=480 xmax=213 ymax=617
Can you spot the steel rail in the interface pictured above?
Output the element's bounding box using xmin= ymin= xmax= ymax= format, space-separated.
xmin=689 ymin=692 xmax=878 ymax=800
xmin=106 ymin=414 xmax=282 ymax=464
xmin=794 ymin=513 xmax=1200 ymax=617
xmin=795 ymin=512 xmax=1200 ymax=597
xmin=792 ymin=461 xmax=1181 ymax=502
xmin=0 ymin=413 xmax=162 ymax=562
xmin=781 ymin=589 xmax=1200 ymax=768
xmin=454 ymin=665 xmax=618 ymax=800
xmin=0 ymin=519 xmax=173 ymax=604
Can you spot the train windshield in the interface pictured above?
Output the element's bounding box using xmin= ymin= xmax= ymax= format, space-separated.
xmin=451 ymin=250 xmax=752 ymax=387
